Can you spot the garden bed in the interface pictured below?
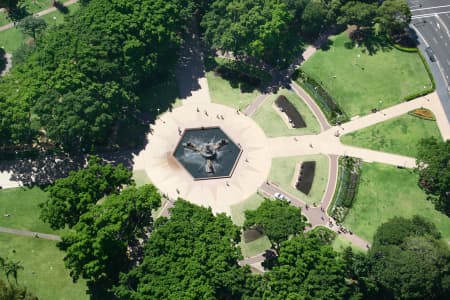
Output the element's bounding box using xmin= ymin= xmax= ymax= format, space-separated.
xmin=244 ymin=228 xmax=264 ymax=243
xmin=329 ymin=157 xmax=361 ymax=223
xmin=295 ymin=161 xmax=315 ymax=195
xmin=408 ymin=107 xmax=435 ymax=121
xmin=275 ymin=95 xmax=306 ymax=128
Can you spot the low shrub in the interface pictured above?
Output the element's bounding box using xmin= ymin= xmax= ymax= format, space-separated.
xmin=393 ymin=44 xmax=418 ymax=53
xmin=294 ymin=69 xmax=349 ymax=125
xmin=408 ymin=107 xmax=436 ymax=121
xmin=329 ymin=157 xmax=361 ymax=223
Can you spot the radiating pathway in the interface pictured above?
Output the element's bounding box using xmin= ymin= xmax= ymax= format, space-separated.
xmin=0 ymin=226 xmax=61 ymax=241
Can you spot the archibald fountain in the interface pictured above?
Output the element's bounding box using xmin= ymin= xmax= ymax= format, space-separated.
xmin=173 ymin=127 xmax=242 ymax=180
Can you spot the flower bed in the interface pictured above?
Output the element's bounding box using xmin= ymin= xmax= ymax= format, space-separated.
xmin=295 ymin=161 xmax=315 ymax=195
xmin=275 ymin=95 xmax=306 ymax=128
xmin=329 ymin=157 xmax=361 ymax=223
xmin=408 ymin=108 xmax=436 ymax=121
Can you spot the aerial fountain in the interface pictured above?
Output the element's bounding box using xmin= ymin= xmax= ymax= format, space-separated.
xmin=173 ymin=127 xmax=241 ymax=180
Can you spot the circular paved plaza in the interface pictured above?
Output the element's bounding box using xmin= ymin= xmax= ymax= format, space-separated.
xmin=133 ymin=102 xmax=271 ymax=214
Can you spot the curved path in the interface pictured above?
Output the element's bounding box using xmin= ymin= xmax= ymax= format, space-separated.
xmin=0 ymin=226 xmax=61 ymax=241
xmin=0 ymin=0 xmax=79 ymax=32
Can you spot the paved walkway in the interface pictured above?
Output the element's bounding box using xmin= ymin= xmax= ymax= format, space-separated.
xmin=0 ymin=0 xmax=79 ymax=32
xmin=0 ymin=226 xmax=61 ymax=241
xmin=244 ymin=94 xmax=270 ymax=116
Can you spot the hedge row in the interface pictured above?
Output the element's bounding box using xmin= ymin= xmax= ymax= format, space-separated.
xmin=393 ymin=44 xmax=419 ymax=53
xmin=293 ymin=69 xmax=349 ymax=125
xmin=329 ymin=157 xmax=362 ymax=223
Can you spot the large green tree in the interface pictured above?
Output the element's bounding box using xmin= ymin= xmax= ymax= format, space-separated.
xmin=243 ymin=198 xmax=307 ymax=249
xmin=337 ymin=1 xmax=377 ymax=33
xmin=416 ymin=137 xmax=450 ymax=215
xmin=114 ymin=200 xmax=248 ymax=299
xmin=369 ymin=216 xmax=450 ymax=299
xmin=58 ymin=184 xmax=161 ymax=297
xmin=39 ymin=155 xmax=132 ymax=229
xmin=17 ymin=16 xmax=47 ymax=43
xmin=245 ymin=235 xmax=357 ymax=299
xmin=376 ymin=0 xmax=411 ymax=37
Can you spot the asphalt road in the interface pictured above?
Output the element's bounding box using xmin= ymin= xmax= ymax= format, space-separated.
xmin=408 ymin=0 xmax=450 ymax=122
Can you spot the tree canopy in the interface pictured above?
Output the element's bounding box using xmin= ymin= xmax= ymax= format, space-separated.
xmin=0 ymin=0 xmax=194 ymax=150
xmin=243 ymin=198 xmax=307 ymax=249
xmin=58 ymin=184 xmax=161 ymax=297
xmin=369 ymin=216 xmax=450 ymax=299
xmin=416 ymin=137 xmax=450 ymax=215
xmin=39 ymin=155 xmax=132 ymax=229
xmin=245 ymin=235 xmax=357 ymax=299
xmin=114 ymin=200 xmax=248 ymax=300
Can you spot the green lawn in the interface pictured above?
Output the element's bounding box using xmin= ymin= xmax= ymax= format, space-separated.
xmin=132 ymin=170 xmax=151 ymax=187
xmin=0 ymin=2 xmax=80 ymax=53
xmin=0 ymin=187 xmax=66 ymax=234
xmin=331 ymin=234 xmax=365 ymax=253
xmin=341 ymin=114 xmax=442 ymax=157
xmin=207 ymin=71 xmax=260 ymax=109
xmin=269 ymin=155 xmax=329 ymax=205
xmin=344 ymin=163 xmax=450 ymax=242
xmin=252 ymin=89 xmax=320 ymax=137
xmin=230 ymin=193 xmax=266 ymax=226
xmin=0 ymin=234 xmax=87 ymax=300
xmin=301 ymin=33 xmax=432 ymax=117
xmin=239 ymin=235 xmax=271 ymax=258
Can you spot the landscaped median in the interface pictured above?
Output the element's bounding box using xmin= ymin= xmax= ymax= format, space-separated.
xmin=252 ymin=89 xmax=320 ymax=136
xmin=299 ymin=33 xmax=434 ymax=119
xmin=268 ymin=154 xmax=328 ymax=205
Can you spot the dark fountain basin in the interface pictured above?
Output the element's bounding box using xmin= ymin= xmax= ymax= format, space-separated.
xmin=173 ymin=127 xmax=242 ymax=180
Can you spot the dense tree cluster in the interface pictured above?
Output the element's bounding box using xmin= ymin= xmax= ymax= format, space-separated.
xmin=0 ymin=0 xmax=194 ymax=151
xmin=245 ymin=235 xmax=357 ymax=299
xmin=39 ymin=155 xmax=132 ymax=229
xmin=244 ymin=199 xmax=307 ymax=249
xmin=416 ymin=137 xmax=450 ymax=215
xmin=114 ymin=200 xmax=248 ymax=299
xmin=368 ymin=216 xmax=450 ymax=299
xmin=59 ymin=184 xmax=161 ymax=298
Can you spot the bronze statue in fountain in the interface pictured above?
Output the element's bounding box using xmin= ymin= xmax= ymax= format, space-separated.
xmin=182 ymin=139 xmax=228 ymax=173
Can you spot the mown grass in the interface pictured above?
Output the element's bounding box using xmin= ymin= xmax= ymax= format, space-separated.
xmin=341 ymin=114 xmax=442 ymax=157
xmin=344 ymin=163 xmax=450 ymax=242
xmin=301 ymin=33 xmax=432 ymax=117
xmin=0 ymin=234 xmax=88 ymax=300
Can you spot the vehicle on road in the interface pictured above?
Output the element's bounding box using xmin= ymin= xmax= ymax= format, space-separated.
xmin=425 ymin=46 xmax=436 ymax=62
xmin=274 ymin=192 xmax=291 ymax=203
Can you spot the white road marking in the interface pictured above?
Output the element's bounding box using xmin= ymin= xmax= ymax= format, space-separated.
xmin=412 ymin=11 xmax=450 ymax=19
xmin=411 ymin=4 xmax=450 ymax=12
xmin=436 ymin=15 xmax=450 ymax=39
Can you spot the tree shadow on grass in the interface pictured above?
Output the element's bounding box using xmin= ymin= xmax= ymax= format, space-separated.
xmin=347 ymin=29 xmax=393 ymax=55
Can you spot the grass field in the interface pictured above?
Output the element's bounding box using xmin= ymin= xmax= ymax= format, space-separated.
xmin=341 ymin=114 xmax=442 ymax=157
xmin=0 ymin=187 xmax=66 ymax=234
xmin=252 ymin=89 xmax=320 ymax=137
xmin=0 ymin=234 xmax=87 ymax=300
xmin=344 ymin=163 xmax=450 ymax=242
xmin=331 ymin=234 xmax=365 ymax=253
xmin=0 ymin=2 xmax=80 ymax=53
xmin=301 ymin=33 xmax=432 ymax=117
xmin=239 ymin=235 xmax=271 ymax=258
xmin=207 ymin=71 xmax=261 ymax=109
xmin=269 ymin=155 xmax=328 ymax=205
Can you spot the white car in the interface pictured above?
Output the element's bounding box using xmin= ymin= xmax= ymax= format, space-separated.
xmin=274 ymin=192 xmax=288 ymax=201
